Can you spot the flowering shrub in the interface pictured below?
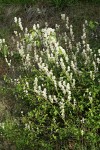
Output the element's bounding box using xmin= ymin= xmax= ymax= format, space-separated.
xmin=0 ymin=15 xmax=100 ymax=149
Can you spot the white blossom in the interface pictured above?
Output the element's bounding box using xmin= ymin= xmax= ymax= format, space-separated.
xmin=59 ymin=98 xmax=65 ymax=119
xmin=18 ymin=17 xmax=23 ymax=31
xmin=73 ymin=99 xmax=76 ymax=106
xmin=42 ymin=88 xmax=47 ymax=99
xmin=97 ymin=58 xmax=100 ymax=64
xmin=14 ymin=17 xmax=17 ymax=23
xmin=81 ymin=117 xmax=85 ymax=124
xmin=60 ymin=57 xmax=66 ymax=71
xmin=72 ymin=79 xmax=75 ymax=88
xmin=61 ymin=14 xmax=66 ymax=20
xmin=49 ymin=95 xmax=53 ymax=103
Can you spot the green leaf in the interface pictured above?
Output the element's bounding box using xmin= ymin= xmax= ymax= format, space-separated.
xmin=3 ymin=45 xmax=8 ymax=56
xmin=89 ymin=21 xmax=95 ymax=29
xmin=53 ymin=134 xmax=57 ymax=140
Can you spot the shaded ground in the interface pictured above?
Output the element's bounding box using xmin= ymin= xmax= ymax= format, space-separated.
xmin=0 ymin=3 xmax=100 ymax=48
xmin=0 ymin=3 xmax=100 ymax=36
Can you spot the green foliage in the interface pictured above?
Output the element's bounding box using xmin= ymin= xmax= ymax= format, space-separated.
xmin=89 ymin=20 xmax=99 ymax=30
xmin=87 ymin=20 xmax=100 ymax=50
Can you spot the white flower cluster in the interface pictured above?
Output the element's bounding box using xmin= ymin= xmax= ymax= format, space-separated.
xmin=59 ymin=98 xmax=65 ymax=119
xmin=33 ymin=77 xmax=47 ymax=99
xmin=0 ymin=38 xmax=5 ymax=46
xmin=14 ymin=17 xmax=23 ymax=31
xmin=2 ymin=16 xmax=99 ymax=121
